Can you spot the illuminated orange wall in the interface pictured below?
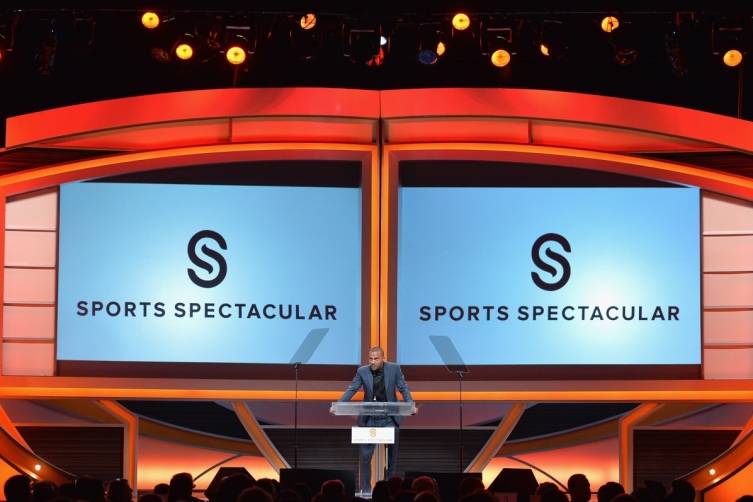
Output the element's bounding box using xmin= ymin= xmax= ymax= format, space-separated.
xmin=138 ymin=436 xmax=276 ymax=491
xmin=483 ymin=438 xmax=618 ymax=493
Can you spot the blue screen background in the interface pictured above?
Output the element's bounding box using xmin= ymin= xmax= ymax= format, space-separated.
xmin=57 ymin=182 xmax=362 ymax=364
xmin=397 ymin=187 xmax=701 ymax=365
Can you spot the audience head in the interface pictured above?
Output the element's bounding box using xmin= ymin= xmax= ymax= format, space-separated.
xmin=394 ymin=490 xmax=416 ymax=502
xmin=5 ymin=475 xmax=32 ymax=502
xmin=643 ymin=480 xmax=666 ymax=501
xmin=275 ymin=489 xmax=303 ymax=502
xmin=536 ymin=482 xmax=568 ymax=502
xmin=253 ymin=479 xmax=275 ymax=498
xmin=75 ymin=476 xmax=105 ymax=502
xmin=292 ymin=483 xmax=311 ymax=502
xmin=632 ymin=487 xmax=656 ymax=502
xmin=370 ymin=480 xmax=390 ymax=502
xmin=138 ymin=495 xmax=162 ymax=502
xmin=168 ymin=473 xmax=194 ymax=502
xmin=153 ymin=483 xmax=169 ymax=502
xmin=597 ymin=481 xmax=625 ymax=502
xmin=410 ymin=476 xmax=437 ymax=496
xmin=666 ymin=480 xmax=695 ymax=502
xmin=459 ymin=477 xmax=485 ymax=497
xmin=736 ymin=496 xmax=753 ymax=502
xmin=414 ymin=491 xmax=438 ymax=502
xmin=459 ymin=492 xmax=497 ymax=502
xmin=59 ymin=484 xmax=76 ymax=501
xmin=236 ymin=487 xmax=271 ymax=502
xmin=32 ymin=481 xmax=57 ymax=502
xmin=106 ymin=479 xmax=132 ymax=502
xmin=317 ymin=480 xmax=345 ymax=502
xmin=386 ymin=476 xmax=402 ymax=498
xmin=567 ymin=474 xmax=591 ymax=502
xmin=216 ymin=474 xmax=255 ymax=502
xmin=611 ymin=495 xmax=638 ymax=502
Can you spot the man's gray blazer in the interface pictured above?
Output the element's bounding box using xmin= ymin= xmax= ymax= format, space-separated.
xmin=340 ymin=361 xmax=413 ymax=426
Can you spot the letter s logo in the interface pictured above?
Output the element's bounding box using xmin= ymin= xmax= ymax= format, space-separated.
xmin=531 ymin=233 xmax=571 ymax=291
xmin=187 ymin=230 xmax=228 ymax=288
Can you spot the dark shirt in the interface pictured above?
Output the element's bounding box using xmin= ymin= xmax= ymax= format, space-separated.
xmin=371 ymin=366 xmax=387 ymax=402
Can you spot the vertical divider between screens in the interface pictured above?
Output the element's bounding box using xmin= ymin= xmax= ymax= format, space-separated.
xmin=0 ymin=195 xmax=5 ymax=375
xmin=699 ymin=189 xmax=706 ymax=378
xmin=54 ymin=187 xmax=60 ymax=376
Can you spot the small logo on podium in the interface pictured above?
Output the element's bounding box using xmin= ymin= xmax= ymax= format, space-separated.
xmin=369 ymin=428 xmax=377 ymax=438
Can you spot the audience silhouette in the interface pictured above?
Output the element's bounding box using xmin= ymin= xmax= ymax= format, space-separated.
xmin=5 ymin=468 xmax=753 ymax=502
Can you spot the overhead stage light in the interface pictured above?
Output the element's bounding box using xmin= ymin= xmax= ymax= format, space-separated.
xmin=300 ymin=13 xmax=316 ymax=31
xmin=345 ymin=26 xmax=382 ymax=66
xmin=417 ymin=23 xmax=445 ymax=65
xmin=141 ymin=12 xmax=160 ymax=30
xmin=491 ymin=49 xmax=511 ymax=67
xmin=601 ymin=16 xmax=619 ymax=33
xmin=452 ymin=13 xmax=470 ymax=31
xmin=539 ymin=19 xmax=568 ymax=60
xmin=723 ymin=49 xmax=743 ymax=67
xmin=173 ymin=33 xmax=195 ymax=61
xmin=223 ymin=24 xmax=256 ymax=66
xmin=226 ymin=44 xmax=246 ymax=65
xmin=175 ymin=42 xmax=193 ymax=60
xmin=482 ymin=22 xmax=514 ymax=68
xmin=712 ymin=23 xmax=745 ymax=68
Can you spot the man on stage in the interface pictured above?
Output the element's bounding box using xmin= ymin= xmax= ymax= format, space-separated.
xmin=340 ymin=346 xmax=412 ymax=494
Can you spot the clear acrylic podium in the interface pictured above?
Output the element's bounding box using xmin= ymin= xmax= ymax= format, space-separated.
xmin=330 ymin=401 xmax=417 ymax=417
xmin=330 ymin=401 xmax=417 ymax=492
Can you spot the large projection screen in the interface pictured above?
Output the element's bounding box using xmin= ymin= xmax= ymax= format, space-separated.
xmin=56 ymin=161 xmax=365 ymax=378
xmin=395 ymin=161 xmax=702 ymax=379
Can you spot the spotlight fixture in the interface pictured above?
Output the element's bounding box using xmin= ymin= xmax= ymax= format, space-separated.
xmin=174 ymin=35 xmax=194 ymax=61
xmin=417 ymin=24 xmax=446 ymax=65
xmin=713 ymin=22 xmax=746 ymax=68
xmin=491 ymin=49 xmax=511 ymax=67
xmin=481 ymin=21 xmax=514 ymax=68
xmin=141 ymin=11 xmax=160 ymax=30
xmin=539 ymin=19 xmax=568 ymax=60
xmin=436 ymin=41 xmax=446 ymax=57
xmin=224 ymin=23 xmax=256 ymax=65
xmin=452 ymin=13 xmax=471 ymax=31
xmin=723 ymin=49 xmax=743 ymax=67
xmin=601 ymin=15 xmax=619 ymax=33
xmin=226 ymin=43 xmax=246 ymax=64
xmin=300 ymin=13 xmax=316 ymax=31
xmin=345 ymin=26 xmax=383 ymax=66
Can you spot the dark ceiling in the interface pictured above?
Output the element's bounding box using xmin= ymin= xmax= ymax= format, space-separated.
xmin=0 ymin=3 xmax=751 ymax=149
